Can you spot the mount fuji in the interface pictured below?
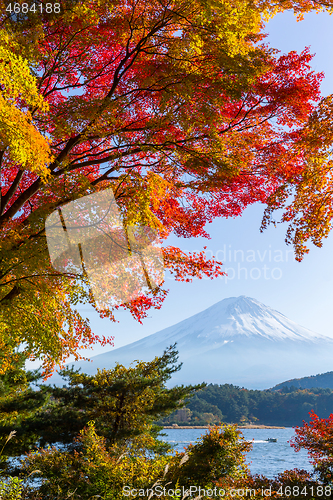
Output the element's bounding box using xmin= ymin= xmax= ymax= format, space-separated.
xmin=56 ymin=296 xmax=333 ymax=389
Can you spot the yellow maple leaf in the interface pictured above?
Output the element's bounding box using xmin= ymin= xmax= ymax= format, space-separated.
xmin=0 ymin=30 xmax=53 ymax=180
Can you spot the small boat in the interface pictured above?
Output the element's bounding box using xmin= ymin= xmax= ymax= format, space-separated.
xmin=266 ymin=438 xmax=277 ymax=443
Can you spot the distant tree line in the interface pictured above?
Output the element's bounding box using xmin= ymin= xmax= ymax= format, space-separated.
xmin=272 ymin=372 xmax=333 ymax=391
xmin=157 ymin=384 xmax=333 ymax=427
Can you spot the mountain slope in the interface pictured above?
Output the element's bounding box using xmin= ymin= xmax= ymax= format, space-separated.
xmin=272 ymin=371 xmax=333 ymax=391
xmin=54 ymin=296 xmax=333 ymax=389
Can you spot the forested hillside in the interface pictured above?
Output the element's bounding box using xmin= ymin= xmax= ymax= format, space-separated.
xmin=157 ymin=384 xmax=333 ymax=427
xmin=272 ymin=372 xmax=333 ymax=391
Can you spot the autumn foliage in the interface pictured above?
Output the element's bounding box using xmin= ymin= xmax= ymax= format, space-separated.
xmin=292 ymin=410 xmax=333 ymax=486
xmin=0 ymin=0 xmax=332 ymax=374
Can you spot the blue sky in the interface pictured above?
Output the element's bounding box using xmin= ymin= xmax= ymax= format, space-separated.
xmin=31 ymin=10 xmax=333 ymax=368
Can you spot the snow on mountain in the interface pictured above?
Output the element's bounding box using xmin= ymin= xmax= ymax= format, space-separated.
xmin=51 ymin=296 xmax=333 ymax=389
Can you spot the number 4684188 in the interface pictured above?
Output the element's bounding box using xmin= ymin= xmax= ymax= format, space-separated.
xmin=6 ymin=3 xmax=61 ymax=13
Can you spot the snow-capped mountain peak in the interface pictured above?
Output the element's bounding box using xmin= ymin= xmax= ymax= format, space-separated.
xmin=194 ymin=295 xmax=327 ymax=343
xmin=139 ymin=295 xmax=328 ymax=347
xmin=51 ymin=296 xmax=333 ymax=390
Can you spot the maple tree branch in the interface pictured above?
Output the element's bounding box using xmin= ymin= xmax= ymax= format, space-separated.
xmin=67 ymin=142 xmax=124 ymax=164
xmin=90 ymin=163 xmax=145 ymax=187
xmin=0 ymin=169 xmax=24 ymax=216
xmin=63 ymin=147 xmax=143 ymax=171
xmin=0 ymin=137 xmax=82 ymax=224
xmin=0 ymin=285 xmax=20 ymax=304
xmin=1 ymin=195 xmax=79 ymax=256
xmin=104 ymin=11 xmax=175 ymax=102
xmin=37 ymin=15 xmax=176 ymax=180
xmin=61 ymin=133 xmax=214 ymax=173
xmin=37 ymin=25 xmax=95 ymax=100
xmin=0 ymin=177 xmax=42 ymax=226
xmin=0 ymin=272 xmax=80 ymax=289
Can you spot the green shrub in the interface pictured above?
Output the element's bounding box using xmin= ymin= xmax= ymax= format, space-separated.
xmin=0 ymin=477 xmax=23 ymax=500
xmin=22 ymin=423 xmax=252 ymax=499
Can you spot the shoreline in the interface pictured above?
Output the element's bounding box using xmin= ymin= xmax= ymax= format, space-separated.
xmin=163 ymin=425 xmax=285 ymax=429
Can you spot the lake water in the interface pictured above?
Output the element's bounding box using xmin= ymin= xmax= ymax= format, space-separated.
xmin=161 ymin=428 xmax=312 ymax=479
